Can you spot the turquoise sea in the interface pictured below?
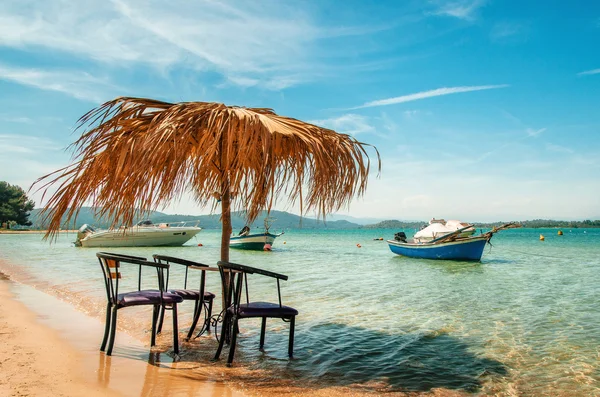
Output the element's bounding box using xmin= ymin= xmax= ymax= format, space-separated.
xmin=1 ymin=227 xmax=599 ymax=395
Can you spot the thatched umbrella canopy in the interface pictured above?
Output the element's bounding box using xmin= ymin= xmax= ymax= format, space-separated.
xmin=34 ymin=97 xmax=380 ymax=261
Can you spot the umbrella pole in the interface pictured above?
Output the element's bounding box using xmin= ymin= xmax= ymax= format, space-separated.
xmin=220 ymin=188 xmax=231 ymax=263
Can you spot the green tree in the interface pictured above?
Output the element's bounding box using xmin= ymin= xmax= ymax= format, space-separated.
xmin=0 ymin=182 xmax=35 ymax=227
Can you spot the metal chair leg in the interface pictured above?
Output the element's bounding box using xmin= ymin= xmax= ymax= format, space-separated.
xmin=156 ymin=305 xmax=166 ymax=334
xmin=172 ymin=304 xmax=179 ymax=355
xmin=100 ymin=302 xmax=112 ymax=351
xmin=259 ymin=317 xmax=267 ymax=349
xmin=288 ymin=316 xmax=295 ymax=358
xmin=214 ymin=313 xmax=229 ymax=360
xmin=227 ymin=317 xmax=239 ymax=366
xmin=106 ymin=307 xmax=118 ymax=356
xmin=205 ymin=299 xmax=213 ymax=333
xmin=186 ymin=299 xmax=201 ymax=340
xmin=151 ymin=305 xmax=158 ymax=347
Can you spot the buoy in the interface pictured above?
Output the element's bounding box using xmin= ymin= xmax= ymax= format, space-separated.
xmin=283 ymin=241 xmax=286 ymax=244
xmin=558 ymin=230 xmax=563 ymax=236
xmin=356 ymin=243 xmax=362 ymax=248
xmin=263 ymin=244 xmax=272 ymax=251
xmin=539 ymin=234 xmax=545 ymax=241
xmin=197 ymin=243 xmax=203 ymax=246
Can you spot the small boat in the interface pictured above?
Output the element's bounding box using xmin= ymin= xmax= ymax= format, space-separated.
xmin=74 ymin=220 xmax=202 ymax=247
xmin=230 ymin=217 xmax=283 ymax=250
xmin=388 ymin=222 xmax=520 ymax=261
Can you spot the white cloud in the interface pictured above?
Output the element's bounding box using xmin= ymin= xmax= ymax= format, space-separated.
xmin=0 ymin=134 xmax=63 ymax=153
xmin=0 ymin=0 xmax=369 ymax=90
xmin=403 ymin=110 xmax=420 ymax=118
xmin=0 ymin=64 xmax=118 ymax=102
xmin=490 ymin=21 xmax=529 ymax=42
xmin=430 ymin=0 xmax=486 ymax=21
xmin=546 ymin=143 xmax=574 ymax=154
xmin=0 ymin=115 xmax=33 ymax=123
xmin=577 ymin=68 xmax=600 ymax=76
xmin=310 ymin=114 xmax=375 ymax=135
xmin=526 ymin=127 xmax=546 ymax=137
xmin=353 ymin=84 xmax=509 ymax=109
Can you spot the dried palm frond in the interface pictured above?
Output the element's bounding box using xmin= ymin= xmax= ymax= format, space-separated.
xmin=33 ymin=97 xmax=380 ymax=260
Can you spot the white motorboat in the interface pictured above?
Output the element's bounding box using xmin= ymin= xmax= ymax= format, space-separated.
xmin=74 ymin=220 xmax=202 ymax=247
xmin=230 ymin=217 xmax=283 ymax=250
xmin=412 ymin=219 xmax=476 ymax=243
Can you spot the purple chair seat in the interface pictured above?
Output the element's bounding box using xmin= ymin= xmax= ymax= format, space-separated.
xmin=229 ymin=301 xmax=299 ymax=318
xmin=117 ymin=290 xmax=183 ymax=307
xmin=167 ymin=289 xmax=216 ymax=301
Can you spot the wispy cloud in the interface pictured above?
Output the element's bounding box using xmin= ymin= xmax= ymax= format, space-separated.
xmin=526 ymin=127 xmax=546 ymax=137
xmin=0 ymin=115 xmax=33 ymax=123
xmin=430 ymin=0 xmax=486 ymax=21
xmin=0 ymin=0 xmax=382 ymax=91
xmin=352 ymin=84 xmax=509 ymax=109
xmin=0 ymin=134 xmax=62 ymax=154
xmin=577 ymin=68 xmax=600 ymax=76
xmin=546 ymin=143 xmax=574 ymax=154
xmin=0 ymin=64 xmax=118 ymax=102
xmin=490 ymin=21 xmax=529 ymax=43
xmin=309 ymin=114 xmax=375 ymax=135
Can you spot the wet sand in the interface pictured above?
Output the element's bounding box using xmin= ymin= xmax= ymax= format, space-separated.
xmin=0 ymin=268 xmax=245 ymax=396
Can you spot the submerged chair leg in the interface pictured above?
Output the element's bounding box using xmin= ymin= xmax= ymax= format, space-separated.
xmin=106 ymin=306 xmax=118 ymax=356
xmin=259 ymin=317 xmax=267 ymax=349
xmin=186 ymin=299 xmax=201 ymax=340
xmin=151 ymin=305 xmax=158 ymax=347
xmin=205 ymin=299 xmax=213 ymax=332
xmin=227 ymin=317 xmax=239 ymax=365
xmin=157 ymin=305 xmax=166 ymax=334
xmin=288 ymin=316 xmax=295 ymax=358
xmin=100 ymin=302 xmax=112 ymax=351
xmin=214 ymin=313 xmax=229 ymax=360
xmin=172 ymin=304 xmax=179 ymax=354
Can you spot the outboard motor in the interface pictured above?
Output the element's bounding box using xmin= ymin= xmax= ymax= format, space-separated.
xmin=75 ymin=224 xmax=96 ymax=246
xmin=394 ymin=231 xmax=407 ymax=243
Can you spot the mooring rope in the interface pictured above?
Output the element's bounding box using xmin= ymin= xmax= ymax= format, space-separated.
xmin=488 ymin=243 xmax=581 ymax=260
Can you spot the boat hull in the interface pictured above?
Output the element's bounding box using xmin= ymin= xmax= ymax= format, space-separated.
xmin=78 ymin=227 xmax=202 ymax=248
xmin=387 ymin=236 xmax=489 ymax=261
xmin=230 ymin=233 xmax=280 ymax=250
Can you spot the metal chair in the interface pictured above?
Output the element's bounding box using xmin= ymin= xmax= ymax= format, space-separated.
xmin=97 ymin=252 xmax=183 ymax=356
xmin=152 ymin=255 xmax=216 ymax=340
xmin=214 ymin=261 xmax=298 ymax=365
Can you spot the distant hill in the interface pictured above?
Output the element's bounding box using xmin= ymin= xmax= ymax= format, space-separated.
xmin=362 ymin=220 xmax=425 ymax=229
xmin=26 ymin=209 xmax=600 ymax=230
xmin=29 ymin=208 xmax=361 ymax=230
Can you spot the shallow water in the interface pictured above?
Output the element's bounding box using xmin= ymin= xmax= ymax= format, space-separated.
xmin=1 ymin=228 xmax=599 ymax=395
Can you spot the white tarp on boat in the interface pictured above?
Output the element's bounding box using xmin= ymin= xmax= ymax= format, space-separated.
xmin=413 ymin=219 xmax=475 ymax=242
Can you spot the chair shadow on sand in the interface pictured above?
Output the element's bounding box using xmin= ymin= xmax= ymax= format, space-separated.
xmin=222 ymin=322 xmax=508 ymax=394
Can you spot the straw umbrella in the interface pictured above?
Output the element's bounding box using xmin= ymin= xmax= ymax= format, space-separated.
xmin=34 ymin=97 xmax=380 ymax=262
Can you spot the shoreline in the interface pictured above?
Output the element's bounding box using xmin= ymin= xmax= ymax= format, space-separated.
xmin=0 ymin=275 xmax=120 ymax=397
xmin=0 ymin=262 xmax=246 ymax=397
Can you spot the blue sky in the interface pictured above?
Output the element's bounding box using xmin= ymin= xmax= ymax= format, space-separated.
xmin=1 ymin=0 xmax=599 ymax=222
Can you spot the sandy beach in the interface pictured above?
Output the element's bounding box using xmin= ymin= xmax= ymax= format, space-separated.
xmin=0 ymin=274 xmax=116 ymax=397
xmin=0 ymin=260 xmax=246 ymax=397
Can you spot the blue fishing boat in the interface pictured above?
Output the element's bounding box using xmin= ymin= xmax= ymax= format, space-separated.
xmin=387 ymin=235 xmax=489 ymax=261
xmin=387 ymin=222 xmax=520 ymax=261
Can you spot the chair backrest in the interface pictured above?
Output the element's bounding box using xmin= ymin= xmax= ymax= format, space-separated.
xmin=152 ymin=255 xmax=209 ymax=291
xmin=97 ymin=252 xmax=170 ymax=305
xmin=217 ymin=261 xmax=288 ymax=311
